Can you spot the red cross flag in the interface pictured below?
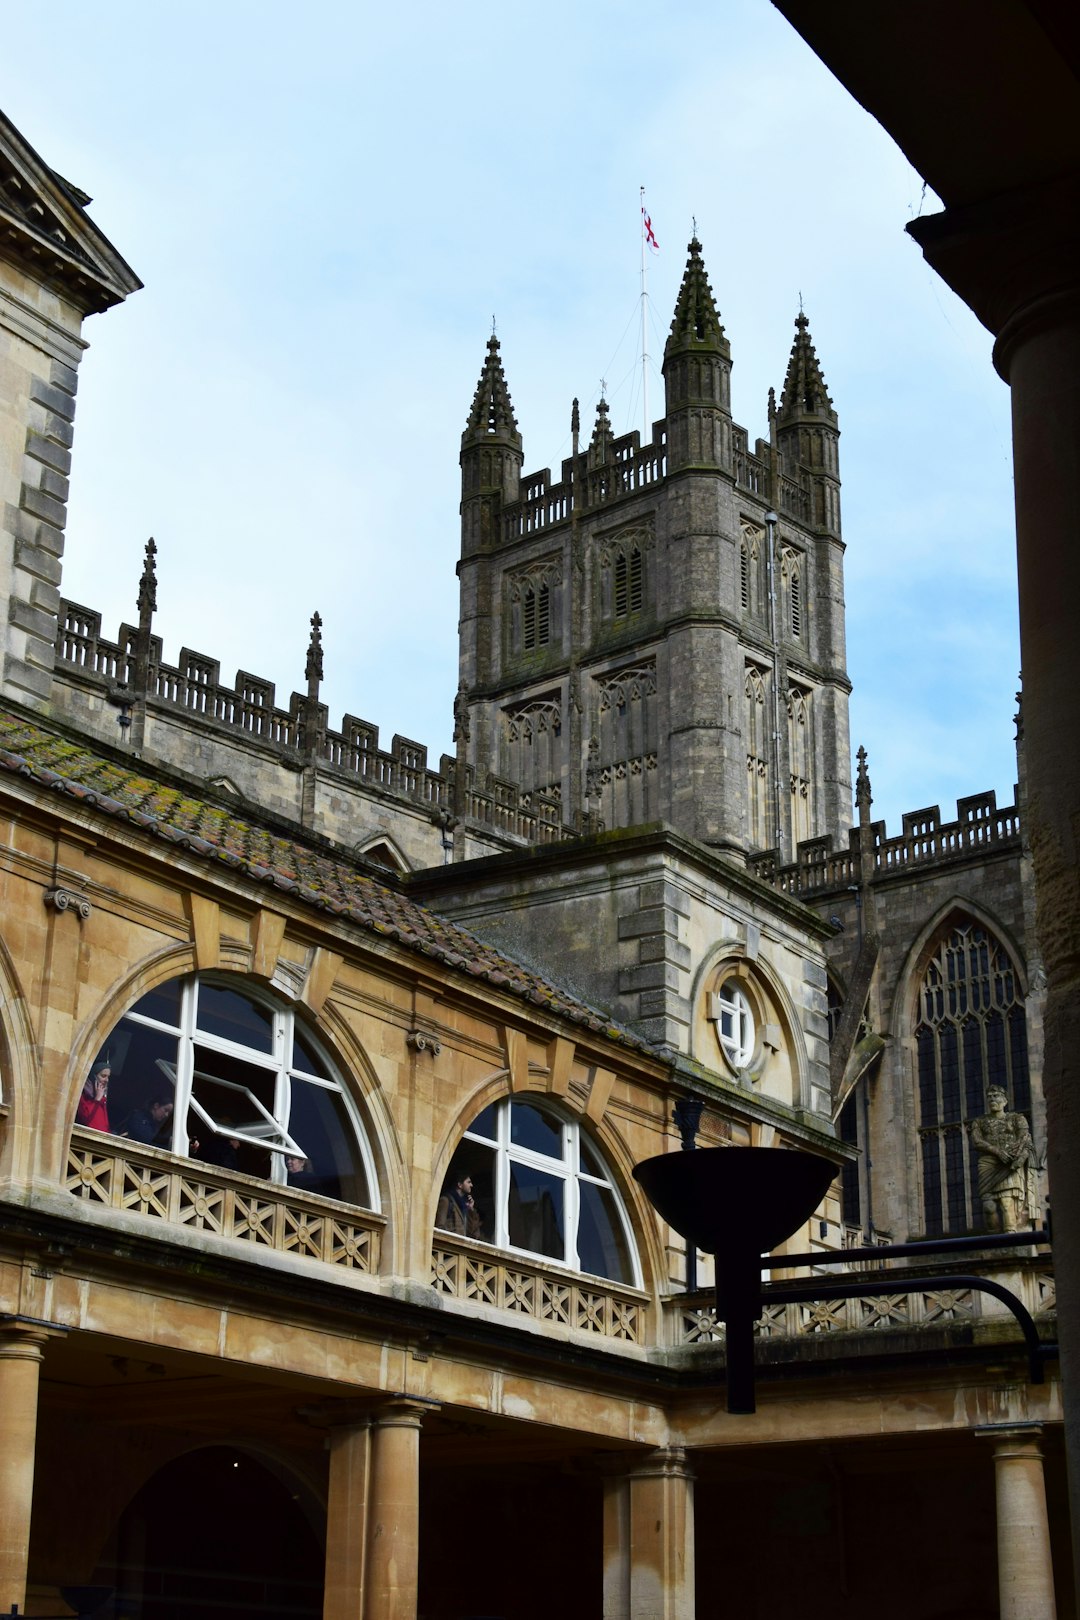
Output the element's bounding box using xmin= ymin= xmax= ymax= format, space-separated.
xmin=642 ymin=207 xmax=659 ymax=253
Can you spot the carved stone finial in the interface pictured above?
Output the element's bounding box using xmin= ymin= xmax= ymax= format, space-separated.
xmin=585 ymin=734 xmax=601 ymax=800
xmin=1014 ymin=678 xmax=1024 ymax=742
xmin=855 ymin=745 xmax=873 ymax=825
xmin=305 ymin=612 xmax=324 ymax=686
xmin=571 ymin=397 xmax=580 ymax=438
xmin=453 ymin=682 xmax=471 ymax=744
xmin=137 ymin=537 xmax=157 ymax=620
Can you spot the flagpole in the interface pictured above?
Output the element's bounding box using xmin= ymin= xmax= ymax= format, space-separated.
xmin=640 ymin=186 xmax=649 ymax=444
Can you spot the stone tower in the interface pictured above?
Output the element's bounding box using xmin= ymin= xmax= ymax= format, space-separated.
xmin=0 ymin=112 xmax=141 ymax=709
xmin=456 ymin=239 xmax=852 ymax=859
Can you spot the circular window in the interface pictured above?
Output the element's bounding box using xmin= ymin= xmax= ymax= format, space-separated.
xmin=714 ymin=980 xmax=755 ymax=1068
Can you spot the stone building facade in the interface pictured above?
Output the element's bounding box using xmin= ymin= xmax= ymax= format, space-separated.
xmin=0 ymin=108 xmax=1066 ymax=1620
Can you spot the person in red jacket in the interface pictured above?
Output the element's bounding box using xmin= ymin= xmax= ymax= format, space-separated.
xmin=76 ymin=1064 xmax=112 ymax=1133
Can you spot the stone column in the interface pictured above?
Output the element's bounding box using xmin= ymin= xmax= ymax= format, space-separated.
xmin=364 ymin=1399 xmax=428 ymax=1620
xmin=626 ymin=1448 xmax=695 ymax=1620
xmin=602 ymin=1473 xmax=631 ymax=1620
xmin=980 ymin=1423 xmax=1057 ymax=1620
xmin=0 ymin=1325 xmax=50 ymax=1616
xmin=909 ymin=176 xmax=1080 ymax=1600
xmin=324 ymin=1420 xmax=371 ymax=1620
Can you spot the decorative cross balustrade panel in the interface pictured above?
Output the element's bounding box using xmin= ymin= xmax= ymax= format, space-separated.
xmin=431 ymin=1237 xmax=646 ymax=1344
xmin=675 ymin=1263 xmax=1054 ymax=1345
xmin=67 ymin=1131 xmax=381 ymax=1272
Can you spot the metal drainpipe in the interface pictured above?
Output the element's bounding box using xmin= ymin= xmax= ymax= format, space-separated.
xmin=765 ymin=510 xmax=784 ymax=856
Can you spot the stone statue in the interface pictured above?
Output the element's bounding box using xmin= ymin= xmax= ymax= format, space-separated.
xmin=968 ymin=1085 xmax=1039 ymax=1232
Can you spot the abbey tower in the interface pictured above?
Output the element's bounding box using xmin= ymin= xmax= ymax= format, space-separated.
xmin=457 ymin=239 xmax=851 ymax=862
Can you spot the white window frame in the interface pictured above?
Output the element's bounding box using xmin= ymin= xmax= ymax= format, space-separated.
xmin=461 ymin=1099 xmax=641 ymax=1286
xmin=712 ymin=980 xmax=756 ymax=1069
xmin=118 ymin=975 xmax=379 ymax=1203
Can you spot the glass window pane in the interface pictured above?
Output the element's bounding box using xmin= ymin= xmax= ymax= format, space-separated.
xmin=77 ymin=1023 xmax=179 ymax=1142
xmin=286 ymin=1079 xmax=370 ymax=1207
xmin=508 ymin=1163 xmax=565 ymax=1259
xmin=464 ymin=1104 xmax=499 ymax=1144
xmin=196 ymin=984 xmax=274 ymax=1054
xmin=290 ymin=1032 xmax=327 ymax=1080
xmin=509 ymin=1101 xmax=564 ymax=1159
xmin=579 ymin=1137 xmax=607 ymax=1180
xmin=577 ymin=1181 xmax=633 ymax=1283
xmin=129 ymin=980 xmax=183 ymax=1028
xmin=112 ymin=1023 xmax=179 ymax=1146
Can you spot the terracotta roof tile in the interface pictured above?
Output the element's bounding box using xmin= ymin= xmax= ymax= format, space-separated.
xmin=0 ymin=711 xmax=650 ymax=1053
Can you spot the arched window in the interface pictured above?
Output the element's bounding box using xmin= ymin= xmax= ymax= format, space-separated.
xmin=77 ymin=976 xmax=376 ymax=1208
xmin=744 ymin=663 xmax=769 ymax=849
xmin=914 ymin=920 xmax=1031 ymax=1236
xmin=781 ymin=546 xmax=804 ymax=640
xmin=436 ymin=1098 xmax=639 ymax=1285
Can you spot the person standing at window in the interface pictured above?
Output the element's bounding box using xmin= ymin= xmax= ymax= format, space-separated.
xmin=76 ymin=1065 xmax=112 ymax=1133
xmin=437 ymin=1173 xmax=483 ymax=1239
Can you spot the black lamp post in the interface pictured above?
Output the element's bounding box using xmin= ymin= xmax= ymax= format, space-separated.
xmin=633 ymin=1146 xmax=836 ymax=1414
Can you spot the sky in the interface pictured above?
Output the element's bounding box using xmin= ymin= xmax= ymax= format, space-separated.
xmin=3 ymin=0 xmax=1020 ymax=837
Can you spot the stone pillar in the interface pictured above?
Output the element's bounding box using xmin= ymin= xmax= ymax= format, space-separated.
xmin=602 ymin=1473 xmax=631 ymax=1620
xmin=626 ymin=1448 xmax=695 ymax=1620
xmin=980 ymin=1423 xmax=1057 ymax=1620
xmin=908 ymin=177 xmax=1080 ymax=1601
xmin=324 ymin=1420 xmax=371 ymax=1620
xmin=364 ymin=1399 xmax=427 ymax=1620
xmin=0 ymin=1326 xmax=50 ymax=1616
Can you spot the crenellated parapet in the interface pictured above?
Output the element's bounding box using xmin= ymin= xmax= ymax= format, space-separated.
xmin=751 ymin=787 xmax=1022 ymax=899
xmin=52 ymin=595 xmax=577 ymax=858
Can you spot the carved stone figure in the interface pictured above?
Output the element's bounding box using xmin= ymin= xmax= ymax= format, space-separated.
xmin=968 ymin=1086 xmax=1039 ymax=1232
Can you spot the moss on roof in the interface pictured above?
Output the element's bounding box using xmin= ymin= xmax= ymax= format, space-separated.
xmin=0 ymin=711 xmax=650 ymax=1053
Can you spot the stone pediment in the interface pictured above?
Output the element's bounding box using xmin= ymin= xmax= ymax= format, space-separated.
xmin=0 ymin=109 xmax=141 ymax=312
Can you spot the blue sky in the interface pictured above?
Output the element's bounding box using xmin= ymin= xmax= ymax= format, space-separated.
xmin=3 ymin=0 xmax=1020 ymax=835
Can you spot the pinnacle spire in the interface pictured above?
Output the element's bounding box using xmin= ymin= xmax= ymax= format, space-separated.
xmin=462 ymin=335 xmax=522 ymax=448
xmin=589 ymin=394 xmax=613 ymax=464
xmin=137 ymin=536 xmax=157 ymax=621
xmin=777 ymin=311 xmax=836 ymax=425
xmin=664 ymin=237 xmax=729 ymax=361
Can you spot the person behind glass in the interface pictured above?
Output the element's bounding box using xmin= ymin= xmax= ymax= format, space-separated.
xmin=124 ymin=1091 xmax=174 ymax=1148
xmin=76 ymin=1064 xmax=112 ymax=1133
xmin=436 ymin=1172 xmax=483 ymax=1239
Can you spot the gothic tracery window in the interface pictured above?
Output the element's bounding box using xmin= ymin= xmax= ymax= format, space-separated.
xmin=914 ymin=920 xmax=1031 ymax=1236
xmin=744 ymin=663 xmax=770 ymax=850
xmin=787 ymin=684 xmax=813 ymax=847
xmin=599 ymin=530 xmax=650 ymax=628
xmin=438 ymin=1098 xmax=639 ymax=1285
xmin=78 ymin=975 xmax=376 ymax=1207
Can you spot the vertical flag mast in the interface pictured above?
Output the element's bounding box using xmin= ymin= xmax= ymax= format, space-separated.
xmin=640 ymin=188 xmax=659 ymax=444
